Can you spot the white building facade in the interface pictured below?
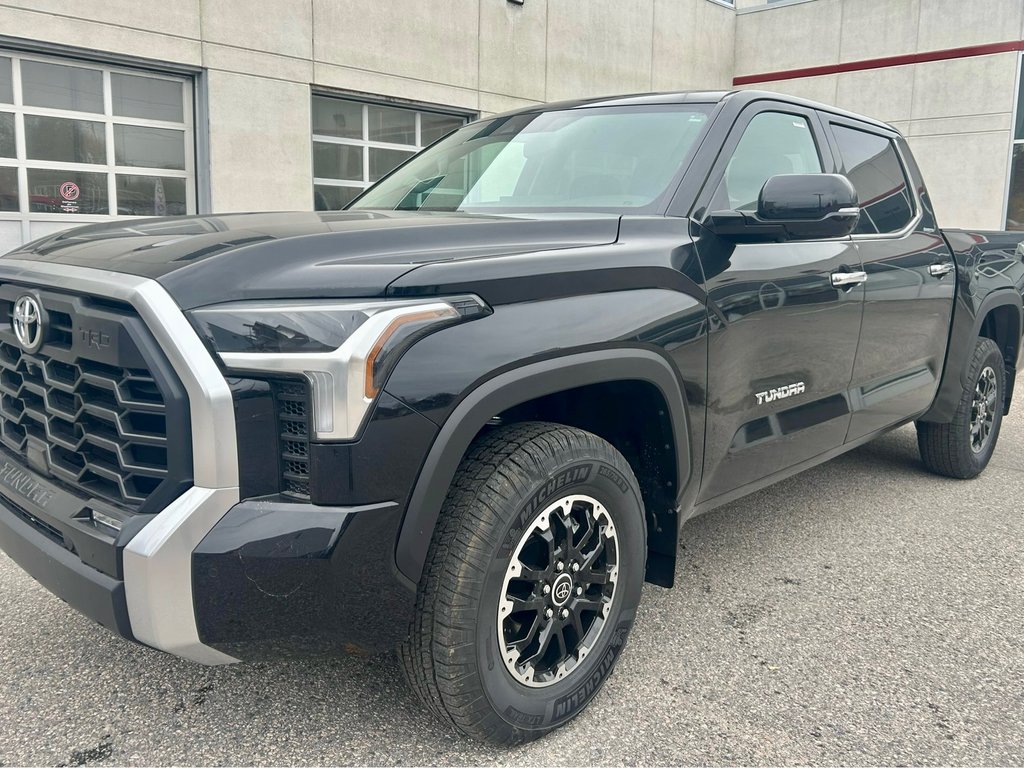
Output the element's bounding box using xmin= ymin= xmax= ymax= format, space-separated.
xmin=0 ymin=0 xmax=1020 ymax=253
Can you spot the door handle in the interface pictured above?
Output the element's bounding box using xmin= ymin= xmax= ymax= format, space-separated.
xmin=928 ymin=263 xmax=954 ymax=277
xmin=831 ymin=270 xmax=867 ymax=288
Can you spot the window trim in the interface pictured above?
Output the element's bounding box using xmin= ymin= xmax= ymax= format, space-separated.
xmin=0 ymin=48 xmax=195 ymax=245
xmin=823 ymin=115 xmax=922 ymax=241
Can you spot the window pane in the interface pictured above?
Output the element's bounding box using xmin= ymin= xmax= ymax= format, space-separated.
xmin=0 ymin=112 xmax=13 ymax=157
xmin=313 ymin=142 xmax=362 ymax=181
xmin=421 ymin=112 xmax=464 ymax=145
xmin=367 ymin=104 xmax=415 ymax=145
xmin=114 ymin=124 xmax=185 ymax=170
xmin=312 ymin=97 xmax=362 ymax=139
xmin=713 ymin=112 xmax=822 ymax=212
xmin=27 ymin=168 xmax=108 ymax=214
xmin=314 ymin=184 xmax=362 ymax=211
xmin=25 ymin=115 xmax=106 ymax=164
xmin=116 ymin=174 xmax=186 ymax=216
xmin=1016 ymin=69 xmax=1024 ymax=141
xmin=0 ymin=166 xmax=17 ymax=211
xmin=1007 ymin=145 xmax=1024 ymax=231
xmin=111 ymin=73 xmax=183 ymax=122
xmin=0 ymin=57 xmax=11 ymax=104
xmin=21 ymin=60 xmax=103 ymax=113
xmin=832 ymin=124 xmax=913 ymax=234
xmin=369 ymin=147 xmax=414 ymax=181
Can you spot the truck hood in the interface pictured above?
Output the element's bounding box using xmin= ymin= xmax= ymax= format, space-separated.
xmin=1 ymin=210 xmax=620 ymax=309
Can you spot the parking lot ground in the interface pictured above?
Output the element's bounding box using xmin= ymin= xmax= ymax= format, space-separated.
xmin=1 ymin=381 xmax=1023 ymax=766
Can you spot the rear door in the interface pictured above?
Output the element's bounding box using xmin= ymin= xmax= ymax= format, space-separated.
xmin=823 ymin=118 xmax=956 ymax=441
xmin=692 ymin=102 xmax=864 ymax=504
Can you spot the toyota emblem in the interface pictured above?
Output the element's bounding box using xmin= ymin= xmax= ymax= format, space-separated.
xmin=552 ymin=573 xmax=573 ymax=606
xmin=12 ymin=295 xmax=45 ymax=353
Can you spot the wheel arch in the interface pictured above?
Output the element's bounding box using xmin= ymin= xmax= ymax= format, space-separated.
xmin=922 ymin=288 xmax=1023 ymax=423
xmin=394 ymin=348 xmax=692 ymax=590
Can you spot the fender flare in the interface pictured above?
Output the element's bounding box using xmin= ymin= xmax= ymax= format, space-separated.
xmin=393 ymin=348 xmax=692 ymax=587
xmin=923 ymin=288 xmax=1023 ymax=423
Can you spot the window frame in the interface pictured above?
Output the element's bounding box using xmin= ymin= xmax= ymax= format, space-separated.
xmin=0 ymin=48 xmax=195 ymax=245
xmin=822 ymin=114 xmax=922 ymax=240
xmin=310 ymin=91 xmax=473 ymax=209
xmin=691 ymin=100 xmax=838 ymax=225
xmin=1004 ymin=52 xmax=1024 ymax=230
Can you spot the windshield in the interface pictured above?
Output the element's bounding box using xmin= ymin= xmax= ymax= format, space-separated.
xmin=349 ymin=104 xmax=712 ymax=214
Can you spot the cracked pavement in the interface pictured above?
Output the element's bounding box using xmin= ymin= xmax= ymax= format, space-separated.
xmin=1 ymin=380 xmax=1023 ymax=766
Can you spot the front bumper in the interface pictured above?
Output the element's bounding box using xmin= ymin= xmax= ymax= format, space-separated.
xmin=0 ymin=492 xmax=132 ymax=639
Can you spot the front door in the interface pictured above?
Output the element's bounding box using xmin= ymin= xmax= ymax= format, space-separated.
xmin=693 ymin=104 xmax=864 ymax=504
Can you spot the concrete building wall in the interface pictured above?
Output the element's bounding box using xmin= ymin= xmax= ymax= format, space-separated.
xmin=0 ymin=0 xmax=735 ymax=217
xmin=734 ymin=0 xmax=1024 ymax=229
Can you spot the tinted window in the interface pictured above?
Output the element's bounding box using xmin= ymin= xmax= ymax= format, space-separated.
xmin=831 ymin=124 xmax=914 ymax=234
xmin=111 ymin=73 xmax=184 ymax=122
xmin=710 ymin=111 xmax=822 ymax=212
xmin=21 ymin=60 xmax=103 ymax=113
xmin=0 ymin=57 xmax=11 ymax=104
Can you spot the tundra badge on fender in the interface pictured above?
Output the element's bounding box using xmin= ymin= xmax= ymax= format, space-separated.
xmin=756 ymin=381 xmax=806 ymax=405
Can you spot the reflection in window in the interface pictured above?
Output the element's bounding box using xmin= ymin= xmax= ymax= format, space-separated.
xmin=111 ymin=73 xmax=183 ymax=122
xmin=0 ymin=57 xmax=11 ymax=104
xmin=0 ymin=166 xmax=17 ymax=211
xmin=311 ymin=94 xmax=469 ymax=210
xmin=115 ymin=175 xmax=187 ymax=216
xmin=0 ymin=112 xmax=13 ymax=157
xmin=21 ymin=60 xmax=103 ymax=113
xmin=313 ymin=185 xmax=361 ymax=211
xmin=25 ymin=115 xmax=106 ymax=164
xmin=114 ymin=125 xmax=186 ymax=169
xmin=831 ymin=124 xmax=913 ymax=234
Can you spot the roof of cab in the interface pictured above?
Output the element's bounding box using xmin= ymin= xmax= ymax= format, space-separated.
xmin=487 ymin=88 xmax=898 ymax=135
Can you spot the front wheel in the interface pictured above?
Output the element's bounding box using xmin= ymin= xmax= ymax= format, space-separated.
xmin=917 ymin=337 xmax=1006 ymax=479
xmin=399 ymin=422 xmax=646 ymax=745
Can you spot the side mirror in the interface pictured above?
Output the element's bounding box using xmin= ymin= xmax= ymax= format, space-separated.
xmin=706 ymin=174 xmax=860 ymax=242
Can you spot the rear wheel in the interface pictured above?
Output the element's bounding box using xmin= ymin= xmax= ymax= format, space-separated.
xmin=399 ymin=421 xmax=646 ymax=744
xmin=917 ymin=337 xmax=1005 ymax=479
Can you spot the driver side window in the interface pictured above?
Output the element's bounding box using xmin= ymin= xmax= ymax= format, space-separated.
xmin=710 ymin=111 xmax=823 ymax=212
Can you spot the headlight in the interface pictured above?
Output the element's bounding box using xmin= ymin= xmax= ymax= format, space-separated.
xmin=189 ymin=295 xmax=488 ymax=440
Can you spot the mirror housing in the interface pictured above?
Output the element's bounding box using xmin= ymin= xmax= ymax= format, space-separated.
xmin=706 ymin=173 xmax=860 ymax=243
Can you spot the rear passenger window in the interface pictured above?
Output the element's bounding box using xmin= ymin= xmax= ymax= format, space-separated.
xmin=711 ymin=111 xmax=823 ymax=212
xmin=831 ymin=124 xmax=914 ymax=234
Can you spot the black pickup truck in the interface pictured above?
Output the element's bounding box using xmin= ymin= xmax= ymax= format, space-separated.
xmin=0 ymin=90 xmax=1022 ymax=744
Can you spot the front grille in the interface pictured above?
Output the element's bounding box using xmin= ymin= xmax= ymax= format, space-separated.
xmin=0 ymin=286 xmax=186 ymax=510
xmin=272 ymin=380 xmax=311 ymax=499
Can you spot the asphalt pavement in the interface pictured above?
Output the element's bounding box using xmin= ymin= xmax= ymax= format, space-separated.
xmin=1 ymin=382 xmax=1023 ymax=766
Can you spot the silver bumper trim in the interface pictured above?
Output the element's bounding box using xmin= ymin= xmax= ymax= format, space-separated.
xmin=0 ymin=259 xmax=240 ymax=665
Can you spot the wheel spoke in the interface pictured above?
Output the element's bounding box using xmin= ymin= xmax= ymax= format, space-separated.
xmin=578 ymin=566 xmax=611 ymax=585
xmin=519 ymin=619 xmax=556 ymax=666
xmin=508 ymin=613 xmax=543 ymax=654
xmin=513 ymin=562 xmax=547 ymax=583
xmin=507 ymin=594 xmax=546 ymax=614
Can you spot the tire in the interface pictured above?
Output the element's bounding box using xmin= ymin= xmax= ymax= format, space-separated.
xmin=399 ymin=421 xmax=647 ymax=745
xmin=917 ymin=337 xmax=1005 ymax=479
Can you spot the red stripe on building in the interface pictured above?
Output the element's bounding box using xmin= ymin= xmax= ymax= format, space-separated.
xmin=733 ymin=39 xmax=1024 ymax=86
